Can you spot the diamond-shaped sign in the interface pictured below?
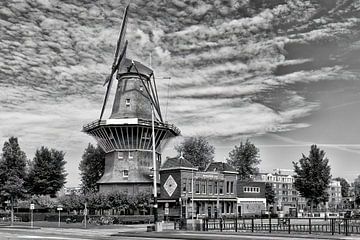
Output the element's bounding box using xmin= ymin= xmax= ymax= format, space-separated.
xmin=164 ymin=175 xmax=177 ymax=197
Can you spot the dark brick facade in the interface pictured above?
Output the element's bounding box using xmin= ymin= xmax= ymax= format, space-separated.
xmin=158 ymin=157 xmax=267 ymax=219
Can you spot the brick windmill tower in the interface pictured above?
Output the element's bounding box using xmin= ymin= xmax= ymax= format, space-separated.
xmin=83 ymin=5 xmax=180 ymax=195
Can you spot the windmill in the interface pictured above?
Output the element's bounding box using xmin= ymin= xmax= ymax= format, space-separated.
xmin=82 ymin=3 xmax=180 ymax=203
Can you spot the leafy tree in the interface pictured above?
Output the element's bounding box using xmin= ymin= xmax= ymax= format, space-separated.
xmin=0 ymin=137 xmax=28 ymax=200
xmin=0 ymin=137 xmax=28 ymax=226
xmin=79 ymin=144 xmax=105 ymax=193
xmin=293 ymin=145 xmax=331 ymax=212
xmin=58 ymin=193 xmax=84 ymax=211
xmin=265 ymin=183 xmax=275 ymax=206
xmin=174 ymin=136 xmax=215 ymax=171
xmin=226 ymin=139 xmax=261 ymax=180
xmin=355 ymin=196 xmax=360 ymax=207
xmin=333 ymin=177 xmax=350 ymax=198
xmin=27 ymin=147 xmax=67 ymax=197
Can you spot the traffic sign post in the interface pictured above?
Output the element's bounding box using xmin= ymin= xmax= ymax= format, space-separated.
xmin=30 ymin=204 xmax=35 ymax=228
xmin=57 ymin=206 xmax=63 ymax=228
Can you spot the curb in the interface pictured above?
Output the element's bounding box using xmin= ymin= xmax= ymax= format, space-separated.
xmin=0 ymin=225 xmax=41 ymax=230
xmin=112 ymin=231 xmax=356 ymax=240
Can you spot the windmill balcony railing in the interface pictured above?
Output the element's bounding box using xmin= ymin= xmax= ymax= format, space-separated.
xmin=82 ymin=118 xmax=180 ymax=135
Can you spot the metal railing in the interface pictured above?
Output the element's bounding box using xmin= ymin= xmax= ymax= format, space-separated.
xmin=199 ymin=217 xmax=360 ymax=236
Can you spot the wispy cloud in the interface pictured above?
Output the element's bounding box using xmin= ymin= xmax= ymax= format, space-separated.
xmin=1 ymin=0 xmax=360 ymax=184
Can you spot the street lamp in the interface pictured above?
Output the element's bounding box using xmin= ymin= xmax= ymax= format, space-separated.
xmin=191 ymin=167 xmax=194 ymax=230
xmin=151 ymin=104 xmax=158 ymax=224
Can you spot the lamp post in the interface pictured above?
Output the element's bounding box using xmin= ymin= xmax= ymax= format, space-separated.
xmin=191 ymin=168 xmax=194 ymax=230
xmin=152 ymin=104 xmax=158 ymax=224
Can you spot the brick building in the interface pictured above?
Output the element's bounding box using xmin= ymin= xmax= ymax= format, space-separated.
xmin=158 ymin=156 xmax=265 ymax=219
xmin=237 ymin=181 xmax=266 ymax=217
xmin=254 ymin=169 xmax=307 ymax=213
xmin=327 ymin=180 xmax=342 ymax=209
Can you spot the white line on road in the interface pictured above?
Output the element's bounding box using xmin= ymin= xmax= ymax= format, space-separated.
xmin=17 ymin=235 xmax=93 ymax=240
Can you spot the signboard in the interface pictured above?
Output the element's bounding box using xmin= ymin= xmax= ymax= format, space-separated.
xmin=30 ymin=204 xmax=35 ymax=210
xmin=83 ymin=209 xmax=88 ymax=216
xmin=164 ymin=175 xmax=177 ymax=197
xmin=57 ymin=207 xmax=63 ymax=211
xmin=165 ymin=207 xmax=169 ymax=215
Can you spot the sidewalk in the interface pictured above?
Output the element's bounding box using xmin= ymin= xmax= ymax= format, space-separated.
xmin=113 ymin=230 xmax=360 ymax=240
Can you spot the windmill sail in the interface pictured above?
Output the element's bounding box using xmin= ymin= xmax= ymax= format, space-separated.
xmin=100 ymin=4 xmax=129 ymax=120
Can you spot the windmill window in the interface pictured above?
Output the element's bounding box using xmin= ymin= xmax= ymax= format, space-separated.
xmin=123 ymin=170 xmax=129 ymax=177
xmin=139 ymin=85 xmax=143 ymax=91
xmin=118 ymin=152 xmax=124 ymax=160
xmin=128 ymin=151 xmax=133 ymax=159
xmin=125 ymin=99 xmax=131 ymax=107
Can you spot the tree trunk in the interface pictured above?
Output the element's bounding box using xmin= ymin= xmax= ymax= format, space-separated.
xmin=10 ymin=196 xmax=14 ymax=227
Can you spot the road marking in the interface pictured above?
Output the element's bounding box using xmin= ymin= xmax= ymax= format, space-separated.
xmin=17 ymin=235 xmax=93 ymax=240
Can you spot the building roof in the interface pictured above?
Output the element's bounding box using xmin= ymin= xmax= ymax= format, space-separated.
xmin=205 ymin=162 xmax=237 ymax=173
xmin=160 ymin=156 xmax=196 ymax=171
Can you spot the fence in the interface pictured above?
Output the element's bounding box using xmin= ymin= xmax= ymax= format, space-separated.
xmin=188 ymin=217 xmax=360 ymax=236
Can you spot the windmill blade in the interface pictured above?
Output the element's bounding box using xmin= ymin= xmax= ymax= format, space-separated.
xmin=103 ymin=4 xmax=129 ymax=86
xmin=112 ymin=4 xmax=129 ymax=70
xmin=99 ymin=74 xmax=114 ymax=120
xmin=99 ymin=41 xmax=128 ymax=120
xmin=100 ymin=4 xmax=129 ymax=120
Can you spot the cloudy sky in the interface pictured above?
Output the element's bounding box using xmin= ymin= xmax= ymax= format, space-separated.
xmin=1 ymin=0 xmax=360 ymax=186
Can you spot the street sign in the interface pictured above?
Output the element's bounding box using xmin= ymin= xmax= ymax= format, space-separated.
xmin=57 ymin=207 xmax=63 ymax=211
xmin=30 ymin=204 xmax=35 ymax=210
xmin=165 ymin=207 xmax=169 ymax=215
xmin=165 ymin=202 xmax=169 ymax=208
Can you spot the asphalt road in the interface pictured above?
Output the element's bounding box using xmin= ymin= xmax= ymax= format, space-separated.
xmin=0 ymin=229 xmax=358 ymax=240
xmin=0 ymin=226 xmax=359 ymax=240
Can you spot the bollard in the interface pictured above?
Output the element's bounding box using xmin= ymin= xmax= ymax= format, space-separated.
xmin=235 ymin=218 xmax=238 ymax=232
xmin=251 ymin=218 xmax=254 ymax=232
xmin=220 ymin=218 xmax=223 ymax=232
xmin=309 ymin=218 xmax=312 ymax=234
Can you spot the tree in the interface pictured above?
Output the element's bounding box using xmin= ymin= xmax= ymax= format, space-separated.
xmin=226 ymin=139 xmax=261 ymax=180
xmin=293 ymin=145 xmax=331 ymax=212
xmin=174 ymin=136 xmax=215 ymax=171
xmin=0 ymin=137 xmax=28 ymax=226
xmin=79 ymin=143 xmax=105 ymax=193
xmin=27 ymin=146 xmax=67 ymax=197
xmin=0 ymin=137 xmax=28 ymax=199
xmin=355 ymin=196 xmax=360 ymax=207
xmin=265 ymin=183 xmax=275 ymax=207
xmin=334 ymin=177 xmax=350 ymax=198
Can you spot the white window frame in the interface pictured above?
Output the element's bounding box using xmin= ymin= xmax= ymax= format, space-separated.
xmin=125 ymin=98 xmax=131 ymax=107
xmin=123 ymin=170 xmax=129 ymax=178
